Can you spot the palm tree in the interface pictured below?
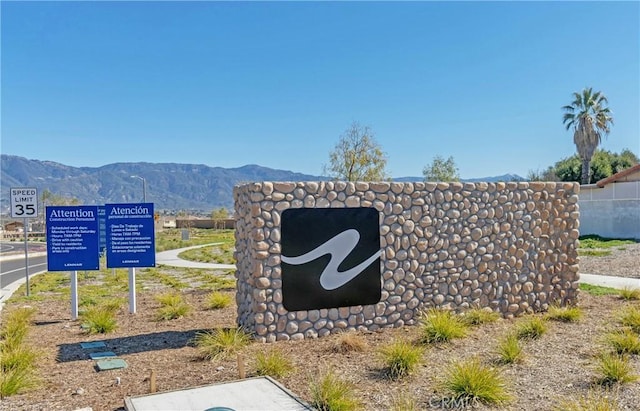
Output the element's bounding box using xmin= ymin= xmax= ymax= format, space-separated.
xmin=562 ymin=87 xmax=614 ymax=184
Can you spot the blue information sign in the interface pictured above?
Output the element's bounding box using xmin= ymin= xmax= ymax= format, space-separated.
xmin=46 ymin=205 xmax=100 ymax=271
xmin=105 ymin=203 xmax=156 ymax=268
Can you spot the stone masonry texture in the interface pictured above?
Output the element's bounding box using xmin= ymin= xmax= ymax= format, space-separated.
xmin=233 ymin=181 xmax=580 ymax=342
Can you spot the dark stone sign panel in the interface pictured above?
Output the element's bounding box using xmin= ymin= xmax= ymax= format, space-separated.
xmin=281 ymin=207 xmax=381 ymax=311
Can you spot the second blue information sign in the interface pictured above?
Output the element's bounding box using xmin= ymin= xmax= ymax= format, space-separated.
xmin=105 ymin=203 xmax=156 ymax=268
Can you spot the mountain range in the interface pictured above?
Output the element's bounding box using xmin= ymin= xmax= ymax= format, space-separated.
xmin=1 ymin=155 xmax=523 ymax=213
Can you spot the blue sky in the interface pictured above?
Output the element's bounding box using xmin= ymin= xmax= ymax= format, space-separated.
xmin=2 ymin=1 xmax=638 ymax=179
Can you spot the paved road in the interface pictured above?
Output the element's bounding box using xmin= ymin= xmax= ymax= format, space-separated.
xmin=0 ymin=254 xmax=48 ymax=302
xmin=0 ymin=241 xmax=47 ymax=256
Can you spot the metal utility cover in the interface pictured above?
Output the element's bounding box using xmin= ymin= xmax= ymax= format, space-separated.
xmin=124 ymin=376 xmax=311 ymax=411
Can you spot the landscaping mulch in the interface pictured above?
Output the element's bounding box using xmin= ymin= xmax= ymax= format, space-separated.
xmin=1 ymin=247 xmax=639 ymax=411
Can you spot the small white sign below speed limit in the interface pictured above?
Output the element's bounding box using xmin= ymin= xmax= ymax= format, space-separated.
xmin=10 ymin=187 xmax=39 ymax=218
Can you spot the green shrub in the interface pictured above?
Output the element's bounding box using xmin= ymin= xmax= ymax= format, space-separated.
xmin=461 ymin=307 xmax=500 ymax=326
xmin=0 ymin=363 xmax=38 ymax=398
xmin=255 ymin=348 xmax=293 ymax=378
xmin=545 ymin=305 xmax=582 ymax=323
xmin=1 ymin=345 xmax=38 ymax=372
xmin=603 ymin=329 xmax=640 ymax=355
xmin=193 ymin=327 xmax=251 ymax=361
xmin=595 ymin=352 xmax=638 ymax=386
xmin=515 ymin=316 xmax=547 ymax=340
xmin=81 ymin=306 xmax=118 ymax=334
xmin=440 ymin=357 xmax=511 ymax=405
xmin=495 ymin=333 xmax=523 ymax=364
xmin=0 ymin=308 xmax=35 ymax=348
xmin=618 ymin=305 xmax=640 ymax=333
xmin=0 ymin=308 xmax=39 ymax=398
xmin=378 ymin=340 xmax=423 ymax=380
xmin=155 ymin=292 xmax=190 ymax=320
xmin=309 ymin=370 xmax=361 ymax=411
xmin=618 ymin=287 xmax=640 ymax=301
xmin=419 ymin=309 xmax=468 ymax=344
xmin=206 ymin=292 xmax=233 ymax=310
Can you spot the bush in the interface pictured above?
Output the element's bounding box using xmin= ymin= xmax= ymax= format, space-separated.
xmin=419 ymin=309 xmax=468 ymax=344
xmin=309 ymin=370 xmax=361 ymax=411
xmin=495 ymin=333 xmax=523 ymax=365
xmin=81 ymin=306 xmax=118 ymax=334
xmin=595 ymin=352 xmax=638 ymax=386
xmin=545 ymin=305 xmax=582 ymax=323
xmin=604 ymin=329 xmax=640 ymax=355
xmin=618 ymin=305 xmax=640 ymax=333
xmin=515 ymin=317 xmax=547 ymax=340
xmin=618 ymin=287 xmax=640 ymax=301
xmin=0 ymin=308 xmax=35 ymax=348
xmin=0 ymin=362 xmax=38 ymax=398
xmin=255 ymin=349 xmax=293 ymax=378
xmin=205 ymin=292 xmax=233 ymax=310
xmin=193 ymin=328 xmax=251 ymax=361
xmin=461 ymin=307 xmax=500 ymax=326
xmin=0 ymin=308 xmax=39 ymax=398
xmin=332 ymin=331 xmax=367 ymax=353
xmin=378 ymin=340 xmax=423 ymax=380
xmin=155 ymin=292 xmax=191 ymax=320
xmin=440 ymin=357 xmax=511 ymax=405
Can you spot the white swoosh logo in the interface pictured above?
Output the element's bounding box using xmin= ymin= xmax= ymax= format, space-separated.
xmin=281 ymin=229 xmax=380 ymax=291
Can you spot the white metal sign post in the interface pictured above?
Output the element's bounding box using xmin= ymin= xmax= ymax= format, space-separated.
xmin=10 ymin=187 xmax=38 ymax=296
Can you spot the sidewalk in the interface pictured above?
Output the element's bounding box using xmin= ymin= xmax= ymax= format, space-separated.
xmin=579 ymin=273 xmax=640 ymax=289
xmin=155 ymin=243 xmax=235 ymax=270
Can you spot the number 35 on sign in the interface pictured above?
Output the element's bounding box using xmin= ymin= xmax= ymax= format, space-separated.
xmin=11 ymin=187 xmax=39 ymax=218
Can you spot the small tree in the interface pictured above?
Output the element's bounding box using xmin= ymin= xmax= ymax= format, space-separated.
xmin=324 ymin=122 xmax=389 ymax=181
xmin=423 ymin=155 xmax=460 ymax=182
xmin=211 ymin=207 xmax=228 ymax=230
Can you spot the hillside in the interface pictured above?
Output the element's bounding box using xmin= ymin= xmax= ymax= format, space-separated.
xmin=1 ymin=155 xmax=523 ymax=212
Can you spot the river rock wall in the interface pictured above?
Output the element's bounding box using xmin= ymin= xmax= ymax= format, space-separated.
xmin=233 ymin=181 xmax=580 ymax=342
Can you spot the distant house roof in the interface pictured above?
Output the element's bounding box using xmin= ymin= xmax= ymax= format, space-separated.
xmin=596 ymin=164 xmax=640 ymax=188
xmin=4 ymin=221 xmax=24 ymax=231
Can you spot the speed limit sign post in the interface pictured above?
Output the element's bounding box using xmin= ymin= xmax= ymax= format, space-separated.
xmin=10 ymin=187 xmax=38 ymax=296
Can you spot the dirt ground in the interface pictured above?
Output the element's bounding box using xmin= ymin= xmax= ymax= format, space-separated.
xmin=1 ymin=248 xmax=639 ymax=411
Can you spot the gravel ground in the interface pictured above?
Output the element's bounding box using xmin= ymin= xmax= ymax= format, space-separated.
xmin=1 ymin=246 xmax=638 ymax=411
xmin=579 ymin=242 xmax=640 ymax=279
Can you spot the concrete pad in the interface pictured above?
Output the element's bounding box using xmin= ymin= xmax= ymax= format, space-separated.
xmin=96 ymin=358 xmax=127 ymax=371
xmin=80 ymin=341 xmax=106 ymax=349
xmin=89 ymin=351 xmax=116 ymax=360
xmin=580 ymin=273 xmax=640 ymax=290
xmin=124 ymin=376 xmax=311 ymax=411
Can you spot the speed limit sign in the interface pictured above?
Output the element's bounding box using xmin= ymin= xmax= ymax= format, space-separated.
xmin=10 ymin=187 xmax=39 ymax=218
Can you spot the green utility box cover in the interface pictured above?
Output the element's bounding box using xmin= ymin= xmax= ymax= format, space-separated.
xmin=96 ymin=358 xmax=127 ymax=371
